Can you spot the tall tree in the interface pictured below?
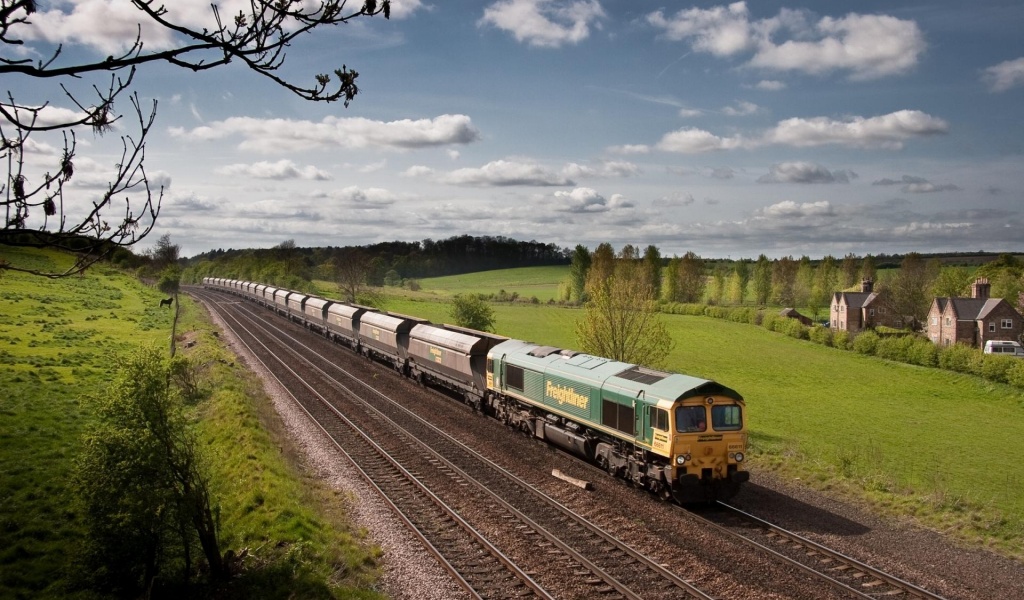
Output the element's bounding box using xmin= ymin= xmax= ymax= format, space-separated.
xmin=930 ymin=266 xmax=972 ymax=298
xmin=794 ymin=256 xmax=814 ymax=308
xmin=752 ymin=254 xmax=772 ymax=306
xmin=841 ymin=253 xmax=860 ymax=288
xmin=576 ymin=272 xmax=673 ymax=368
xmin=674 ymin=251 xmax=706 ymax=303
xmin=642 ymin=245 xmax=663 ymax=299
xmin=1 ymin=1 xmax=391 ymax=278
xmin=731 ymin=260 xmax=751 ymax=304
xmin=879 ymin=253 xmax=938 ymax=326
xmin=334 ymin=249 xmax=371 ymax=303
xmin=771 ymin=256 xmax=798 ymax=306
xmin=568 ymin=244 xmax=591 ymax=303
xmin=811 ymin=255 xmax=839 ymax=319
xmin=586 ymin=243 xmax=615 ymax=292
xmin=860 ymin=255 xmax=877 ymax=284
xmin=662 ymin=256 xmax=680 ymax=302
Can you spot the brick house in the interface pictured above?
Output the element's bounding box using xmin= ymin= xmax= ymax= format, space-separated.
xmin=831 ymin=280 xmax=903 ymax=332
xmin=926 ymin=278 xmax=1024 ymax=348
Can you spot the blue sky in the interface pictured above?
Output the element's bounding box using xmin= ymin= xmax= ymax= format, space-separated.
xmin=9 ymin=0 xmax=1024 ymax=259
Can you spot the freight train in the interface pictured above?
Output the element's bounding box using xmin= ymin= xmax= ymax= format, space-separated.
xmin=202 ymin=277 xmax=749 ymax=502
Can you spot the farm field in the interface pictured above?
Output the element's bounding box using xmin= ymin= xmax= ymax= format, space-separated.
xmin=0 ymin=248 xmax=381 ymax=599
xmin=372 ymin=269 xmax=1024 ymax=557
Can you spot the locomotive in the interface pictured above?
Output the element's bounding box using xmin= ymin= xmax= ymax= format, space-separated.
xmin=202 ymin=277 xmax=749 ymax=502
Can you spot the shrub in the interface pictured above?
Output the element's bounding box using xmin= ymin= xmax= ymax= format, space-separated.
xmin=876 ymin=334 xmax=915 ymax=363
xmin=975 ymin=354 xmax=1017 ymax=384
xmin=760 ymin=313 xmax=780 ymax=333
xmin=852 ymin=330 xmax=880 ymax=355
xmin=808 ymin=326 xmax=833 ymax=347
xmin=1007 ymin=361 xmax=1024 ymax=389
xmin=907 ymin=337 xmax=939 ymax=367
xmin=938 ymin=343 xmax=977 ymax=374
xmin=780 ymin=318 xmax=809 ymax=340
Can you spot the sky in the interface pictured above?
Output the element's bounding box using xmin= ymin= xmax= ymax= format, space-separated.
xmin=8 ymin=0 xmax=1024 ymax=259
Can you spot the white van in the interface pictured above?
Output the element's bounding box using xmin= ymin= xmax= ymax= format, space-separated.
xmin=983 ymin=340 xmax=1024 ymax=357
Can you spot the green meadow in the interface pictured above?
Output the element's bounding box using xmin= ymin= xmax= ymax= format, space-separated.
xmin=0 ymin=248 xmax=381 ymax=599
xmin=369 ymin=268 xmax=1024 ymax=557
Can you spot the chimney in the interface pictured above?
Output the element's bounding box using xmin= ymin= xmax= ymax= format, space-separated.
xmin=861 ymin=279 xmax=873 ymax=293
xmin=972 ymin=278 xmax=990 ymax=299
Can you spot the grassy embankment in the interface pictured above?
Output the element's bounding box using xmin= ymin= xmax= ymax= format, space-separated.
xmin=320 ymin=265 xmax=1024 ymax=559
xmin=0 ymin=247 xmax=382 ymax=599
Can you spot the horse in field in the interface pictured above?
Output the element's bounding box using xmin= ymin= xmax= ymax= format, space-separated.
xmin=160 ymin=297 xmax=173 ymax=308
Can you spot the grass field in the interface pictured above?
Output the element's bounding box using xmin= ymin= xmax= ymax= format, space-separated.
xmin=0 ymin=248 xmax=381 ymax=598
xmin=373 ymin=269 xmax=1024 ymax=557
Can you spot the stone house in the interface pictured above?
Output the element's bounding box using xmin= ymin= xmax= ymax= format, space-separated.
xmin=926 ymin=278 xmax=1024 ymax=348
xmin=830 ymin=280 xmax=903 ymax=332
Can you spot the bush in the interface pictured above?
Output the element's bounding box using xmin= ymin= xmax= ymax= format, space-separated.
xmin=906 ymin=337 xmax=939 ymax=367
xmin=852 ymin=330 xmax=880 ymax=355
xmin=832 ymin=330 xmax=851 ymax=350
xmin=875 ymin=334 xmax=915 ymax=363
xmin=808 ymin=326 xmax=833 ymax=347
xmin=1007 ymin=361 xmax=1024 ymax=389
xmin=975 ymin=354 xmax=1018 ymax=384
xmin=938 ymin=343 xmax=977 ymax=374
xmin=779 ymin=318 xmax=809 ymax=340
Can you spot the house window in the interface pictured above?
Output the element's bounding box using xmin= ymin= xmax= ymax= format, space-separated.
xmin=895 ymin=319 xmax=903 ymax=328
xmin=945 ymin=317 xmax=951 ymax=326
xmin=869 ymin=308 xmax=875 ymax=316
xmin=944 ymin=339 xmax=951 ymax=347
xmin=880 ymin=307 xmax=886 ymax=314
xmin=931 ymin=317 xmax=937 ymax=325
xmin=990 ymin=322 xmax=996 ymax=332
xmin=1003 ymin=319 xmax=1014 ymax=329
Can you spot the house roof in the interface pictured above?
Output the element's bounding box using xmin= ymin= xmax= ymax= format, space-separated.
xmin=941 ymin=297 xmax=1012 ymax=321
xmin=833 ymin=291 xmax=877 ymax=308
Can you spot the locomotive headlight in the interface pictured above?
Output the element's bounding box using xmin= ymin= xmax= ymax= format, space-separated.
xmin=676 ymin=455 xmax=686 ymax=465
xmin=732 ymin=452 xmax=745 ymax=462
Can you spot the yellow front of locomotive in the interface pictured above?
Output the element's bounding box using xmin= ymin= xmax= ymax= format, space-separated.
xmin=670 ymin=394 xmax=748 ymax=501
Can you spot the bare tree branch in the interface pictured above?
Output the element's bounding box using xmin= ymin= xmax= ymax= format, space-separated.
xmin=1 ymin=0 xmax=390 ymax=277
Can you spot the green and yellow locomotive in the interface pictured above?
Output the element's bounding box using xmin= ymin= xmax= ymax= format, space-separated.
xmin=486 ymin=340 xmax=748 ymax=502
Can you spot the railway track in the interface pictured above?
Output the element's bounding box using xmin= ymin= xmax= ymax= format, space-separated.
xmin=194 ymin=289 xmax=716 ymax=599
xmin=686 ymin=502 xmax=948 ymax=600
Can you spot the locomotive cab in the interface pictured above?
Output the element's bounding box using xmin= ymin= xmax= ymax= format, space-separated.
xmin=670 ymin=394 xmax=748 ymax=501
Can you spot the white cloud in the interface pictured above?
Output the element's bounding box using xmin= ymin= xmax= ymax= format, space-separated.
xmin=722 ymin=100 xmax=760 ymax=116
xmin=763 ymin=110 xmax=948 ymax=149
xmin=754 ymin=79 xmax=786 ymax=91
xmin=757 ymin=162 xmax=855 ymax=184
xmin=647 ymin=2 xmax=755 ymax=57
xmin=324 ymin=185 xmax=399 ymax=208
xmin=872 ymin=175 xmax=959 ymax=193
xmin=215 ymin=159 xmax=332 ymax=181
xmin=649 ymin=110 xmax=946 ymax=154
xmin=982 ymin=57 xmax=1024 ymax=92
xmin=607 ymin=144 xmax=650 ymax=155
xmin=479 ymin=0 xmax=606 ymax=48
xmin=427 ymin=160 xmax=574 ymax=187
xmin=679 ymin=108 xmax=704 ymax=118
xmin=648 ymin=3 xmax=925 ymax=80
xmin=552 ymin=187 xmax=631 ymax=213
xmin=656 ymin=128 xmax=744 ymax=153
xmin=757 ymin=200 xmax=836 ymax=218
xmin=170 ymin=114 xmax=480 ymax=153
xmin=561 ymin=160 xmax=641 ymax=179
